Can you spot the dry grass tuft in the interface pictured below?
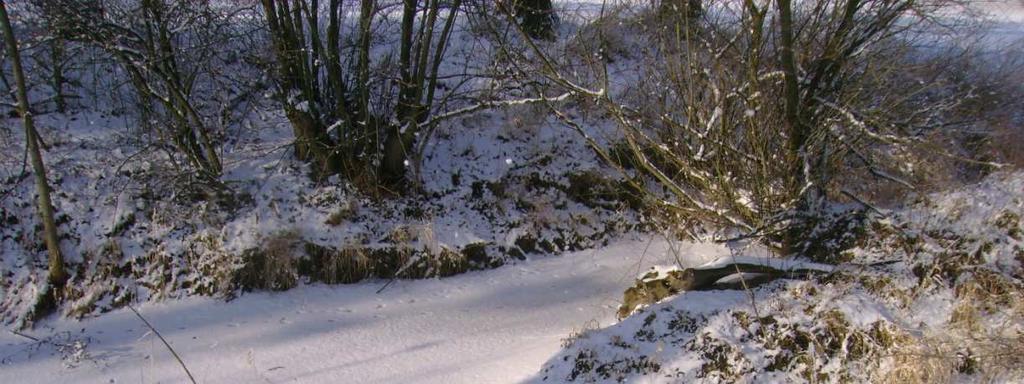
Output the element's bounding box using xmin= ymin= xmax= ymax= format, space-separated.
xmin=235 ymin=230 xmax=300 ymax=291
xmin=561 ymin=319 xmax=602 ymax=348
xmin=885 ymin=269 xmax=1024 ymax=383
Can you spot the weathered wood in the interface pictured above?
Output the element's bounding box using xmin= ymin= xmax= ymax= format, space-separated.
xmin=618 ymin=263 xmax=825 ymax=319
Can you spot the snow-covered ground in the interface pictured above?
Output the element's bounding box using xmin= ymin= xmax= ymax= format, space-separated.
xmin=0 ymin=2 xmax=1020 ymax=383
xmin=534 ymin=172 xmax=1024 ymax=383
xmin=0 ymin=239 xmax=729 ymax=383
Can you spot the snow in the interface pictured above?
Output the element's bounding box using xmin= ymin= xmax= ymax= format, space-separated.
xmin=975 ymin=0 xmax=1024 ymax=23
xmin=0 ymin=238 xmax=727 ymax=384
xmin=0 ymin=1 xmax=1020 ymax=382
xmin=694 ymin=255 xmax=834 ymax=272
xmin=533 ymin=171 xmax=1024 ymax=383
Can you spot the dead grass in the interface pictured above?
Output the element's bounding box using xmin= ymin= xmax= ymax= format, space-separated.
xmin=560 ymin=319 xmax=601 ymax=348
xmin=302 ymin=244 xmax=374 ymax=284
xmin=886 ymin=331 xmax=1024 ymax=383
xmin=235 ymin=230 xmax=300 ymax=291
xmin=884 ymin=269 xmax=1024 ymax=383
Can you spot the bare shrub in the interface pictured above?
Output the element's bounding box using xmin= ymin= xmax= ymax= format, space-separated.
xmin=497 ymin=0 xmax=1005 ymax=258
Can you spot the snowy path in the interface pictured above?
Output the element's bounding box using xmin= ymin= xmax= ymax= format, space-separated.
xmin=0 ymin=239 xmax=727 ymax=384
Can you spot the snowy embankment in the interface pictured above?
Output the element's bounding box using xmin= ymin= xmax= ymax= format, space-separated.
xmin=0 ymin=239 xmax=729 ymax=383
xmin=534 ymin=171 xmax=1024 ymax=383
xmin=1 ymin=1 xmax=641 ymax=324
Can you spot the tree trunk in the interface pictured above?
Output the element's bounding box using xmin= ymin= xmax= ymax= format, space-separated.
xmin=0 ymin=0 xmax=67 ymax=296
xmin=777 ymin=0 xmax=814 ymax=255
xmin=261 ymin=0 xmax=341 ymax=179
xmin=777 ymin=0 xmax=801 ymax=172
xmin=50 ymin=37 xmax=66 ymax=113
xmin=381 ymin=0 xmax=420 ymax=189
xmin=325 ymin=0 xmax=345 ymax=119
xmin=357 ymin=0 xmax=374 ymax=122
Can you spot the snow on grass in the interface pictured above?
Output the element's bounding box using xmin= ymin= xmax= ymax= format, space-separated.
xmin=532 ymin=171 xmax=1024 ymax=383
xmin=0 ymin=238 xmax=726 ymax=384
xmin=0 ymin=76 xmax=636 ymax=321
xmin=1 ymin=1 xmax=1020 ymax=381
xmin=2 ymin=0 xmax=675 ymax=321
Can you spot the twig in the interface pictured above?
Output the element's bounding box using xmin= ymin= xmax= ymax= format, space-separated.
xmin=10 ymin=330 xmax=42 ymax=343
xmin=376 ymin=252 xmax=425 ymax=294
xmin=6 ymin=329 xmax=102 ymax=369
xmin=730 ymin=247 xmax=762 ymax=321
xmin=840 ymin=189 xmax=886 ymax=216
xmin=128 ymin=304 xmax=197 ymax=384
xmin=376 ymin=277 xmax=397 ymax=295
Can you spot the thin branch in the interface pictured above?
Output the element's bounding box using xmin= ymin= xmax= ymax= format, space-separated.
xmin=128 ymin=305 xmax=197 ymax=384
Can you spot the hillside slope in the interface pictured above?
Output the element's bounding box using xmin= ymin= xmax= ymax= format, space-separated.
xmin=534 ymin=172 xmax=1024 ymax=383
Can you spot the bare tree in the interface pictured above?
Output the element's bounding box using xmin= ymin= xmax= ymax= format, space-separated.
xmin=38 ymin=0 xmax=226 ymax=182
xmin=0 ymin=0 xmax=66 ymax=313
xmin=260 ymin=0 xmax=467 ymax=191
xmin=497 ymin=0 xmax=976 ymax=256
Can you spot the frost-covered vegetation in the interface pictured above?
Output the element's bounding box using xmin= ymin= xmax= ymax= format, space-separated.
xmin=537 ymin=172 xmax=1024 ymax=383
xmin=2 ymin=0 xmax=659 ymax=325
xmin=0 ymin=0 xmax=1022 ymax=382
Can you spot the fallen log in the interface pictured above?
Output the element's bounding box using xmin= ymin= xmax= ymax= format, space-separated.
xmin=617 ymin=260 xmax=832 ymax=319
